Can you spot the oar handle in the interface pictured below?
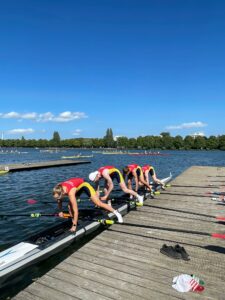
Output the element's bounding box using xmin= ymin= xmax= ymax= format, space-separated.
xmin=30 ymin=212 xmax=71 ymax=218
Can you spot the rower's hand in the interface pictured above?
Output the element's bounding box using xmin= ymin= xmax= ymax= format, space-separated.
xmin=58 ymin=212 xmax=64 ymax=218
xmin=100 ymin=195 xmax=108 ymax=201
xmin=70 ymin=225 xmax=77 ymax=232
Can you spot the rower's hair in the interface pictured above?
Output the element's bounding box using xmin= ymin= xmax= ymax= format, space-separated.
xmin=123 ymin=166 xmax=129 ymax=174
xmin=52 ymin=184 xmax=63 ymax=199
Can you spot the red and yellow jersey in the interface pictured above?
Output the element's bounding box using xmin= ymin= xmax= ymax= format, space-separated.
xmin=61 ymin=178 xmax=84 ymax=194
xmin=127 ymin=164 xmax=139 ymax=172
xmin=98 ymin=166 xmax=124 ymax=183
xmin=127 ymin=164 xmax=143 ymax=177
xmin=98 ymin=166 xmax=115 ymax=175
xmin=142 ymin=165 xmax=153 ymax=172
xmin=142 ymin=165 xmax=155 ymax=176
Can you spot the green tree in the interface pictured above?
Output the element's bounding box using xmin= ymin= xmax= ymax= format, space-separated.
xmin=206 ymin=136 xmax=219 ymax=150
xmin=128 ymin=138 xmax=137 ymax=149
xmin=184 ymin=136 xmax=195 ymax=149
xmin=193 ymin=136 xmax=206 ymax=149
xmin=103 ymin=128 xmax=115 ymax=148
xmin=218 ymin=135 xmax=225 ymax=150
xmin=117 ymin=136 xmax=129 ymax=148
xmin=50 ymin=131 xmax=61 ymax=147
xmin=173 ymin=135 xmax=184 ymax=149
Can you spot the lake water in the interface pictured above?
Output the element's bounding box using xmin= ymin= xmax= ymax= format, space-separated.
xmin=0 ymin=148 xmax=225 ymax=248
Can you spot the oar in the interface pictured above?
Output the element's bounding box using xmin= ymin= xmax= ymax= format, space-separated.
xmin=27 ymin=194 xmax=133 ymax=205
xmin=27 ymin=198 xmax=91 ymax=205
xmin=211 ymin=196 xmax=225 ymax=202
xmin=110 ymin=197 xmax=143 ymax=207
xmin=206 ymin=191 xmax=225 ymax=196
xmin=0 ymin=212 xmax=71 ymax=219
xmin=104 ymin=220 xmax=225 ymax=240
xmin=27 ymin=199 xmax=50 ymax=205
xmin=216 ymin=216 xmax=225 ymax=221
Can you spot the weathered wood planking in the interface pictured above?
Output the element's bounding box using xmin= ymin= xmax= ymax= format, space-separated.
xmin=13 ymin=166 xmax=225 ymax=299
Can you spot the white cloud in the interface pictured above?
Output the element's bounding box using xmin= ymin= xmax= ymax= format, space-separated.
xmin=52 ymin=111 xmax=87 ymax=123
xmin=37 ymin=112 xmax=54 ymax=122
xmin=3 ymin=111 xmax=20 ymax=119
xmin=22 ymin=113 xmax=38 ymax=120
xmin=6 ymin=128 xmax=35 ymax=135
xmin=166 ymin=121 xmax=207 ymax=130
xmin=0 ymin=111 xmax=88 ymax=122
xmin=73 ymin=129 xmax=82 ymax=136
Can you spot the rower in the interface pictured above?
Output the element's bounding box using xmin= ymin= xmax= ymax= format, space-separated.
xmin=142 ymin=165 xmax=166 ymax=190
xmin=123 ymin=164 xmax=153 ymax=196
xmin=53 ymin=178 xmax=123 ymax=232
xmin=88 ymin=166 xmax=144 ymax=205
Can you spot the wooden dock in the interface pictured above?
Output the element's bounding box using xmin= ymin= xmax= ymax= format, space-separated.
xmin=12 ymin=166 xmax=225 ymax=299
xmin=0 ymin=160 xmax=91 ymax=172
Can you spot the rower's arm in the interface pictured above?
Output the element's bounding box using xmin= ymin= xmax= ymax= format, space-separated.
xmin=68 ymin=189 xmax=78 ymax=226
xmin=145 ymin=170 xmax=150 ymax=185
xmin=102 ymin=171 xmax=114 ymax=199
xmin=95 ymin=181 xmax=100 ymax=196
xmin=57 ymin=200 xmax=63 ymax=213
xmin=133 ymin=171 xmax=139 ymax=192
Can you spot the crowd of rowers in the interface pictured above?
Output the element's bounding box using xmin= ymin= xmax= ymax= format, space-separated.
xmin=52 ymin=164 xmax=165 ymax=232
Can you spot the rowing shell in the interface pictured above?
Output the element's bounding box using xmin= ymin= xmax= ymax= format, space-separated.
xmin=61 ymin=155 xmax=93 ymax=159
xmin=0 ymin=207 xmax=123 ymax=288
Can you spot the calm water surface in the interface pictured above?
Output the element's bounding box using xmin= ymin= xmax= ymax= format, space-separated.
xmin=0 ymin=148 xmax=225 ymax=248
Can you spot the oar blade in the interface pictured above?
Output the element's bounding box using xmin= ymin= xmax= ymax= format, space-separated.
xmin=216 ymin=216 xmax=225 ymax=221
xmin=211 ymin=233 xmax=225 ymax=239
xmin=27 ymin=199 xmax=38 ymax=204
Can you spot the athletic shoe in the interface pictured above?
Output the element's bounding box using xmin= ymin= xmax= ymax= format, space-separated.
xmin=137 ymin=195 xmax=144 ymax=205
xmin=150 ymin=192 xmax=155 ymax=199
xmin=160 ymin=244 xmax=182 ymax=259
xmin=174 ymin=244 xmax=190 ymax=261
xmin=114 ymin=210 xmax=123 ymax=223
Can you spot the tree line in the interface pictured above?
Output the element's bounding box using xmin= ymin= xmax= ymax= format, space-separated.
xmin=0 ymin=130 xmax=225 ymax=150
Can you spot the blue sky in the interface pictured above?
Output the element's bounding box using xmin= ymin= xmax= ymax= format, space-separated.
xmin=0 ymin=0 xmax=224 ymax=140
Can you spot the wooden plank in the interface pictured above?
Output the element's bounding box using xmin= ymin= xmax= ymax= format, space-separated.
xmin=17 ymin=281 xmax=79 ymax=300
xmin=13 ymin=291 xmax=44 ymax=300
xmin=41 ymin=268 xmax=145 ymax=300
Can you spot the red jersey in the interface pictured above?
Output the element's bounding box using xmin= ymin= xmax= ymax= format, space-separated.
xmin=98 ymin=166 xmax=115 ymax=175
xmin=128 ymin=164 xmax=139 ymax=172
xmin=142 ymin=165 xmax=153 ymax=172
xmin=61 ymin=178 xmax=84 ymax=194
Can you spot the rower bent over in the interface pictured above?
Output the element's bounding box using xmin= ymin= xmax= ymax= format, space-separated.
xmin=123 ymin=164 xmax=153 ymax=196
xmin=142 ymin=165 xmax=165 ymax=189
xmin=53 ymin=178 xmax=123 ymax=232
xmin=89 ymin=166 xmax=144 ymax=205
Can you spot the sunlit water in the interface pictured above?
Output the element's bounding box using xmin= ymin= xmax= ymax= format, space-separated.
xmin=0 ymin=148 xmax=225 ymax=248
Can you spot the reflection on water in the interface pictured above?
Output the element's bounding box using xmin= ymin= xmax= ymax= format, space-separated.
xmin=0 ymin=148 xmax=225 ymax=247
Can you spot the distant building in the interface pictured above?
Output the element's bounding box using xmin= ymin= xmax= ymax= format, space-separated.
xmin=191 ymin=132 xmax=205 ymax=139
xmin=114 ymin=135 xmax=121 ymax=141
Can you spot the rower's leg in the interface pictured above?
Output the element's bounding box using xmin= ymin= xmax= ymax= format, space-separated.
xmin=90 ymin=194 xmax=123 ymax=223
